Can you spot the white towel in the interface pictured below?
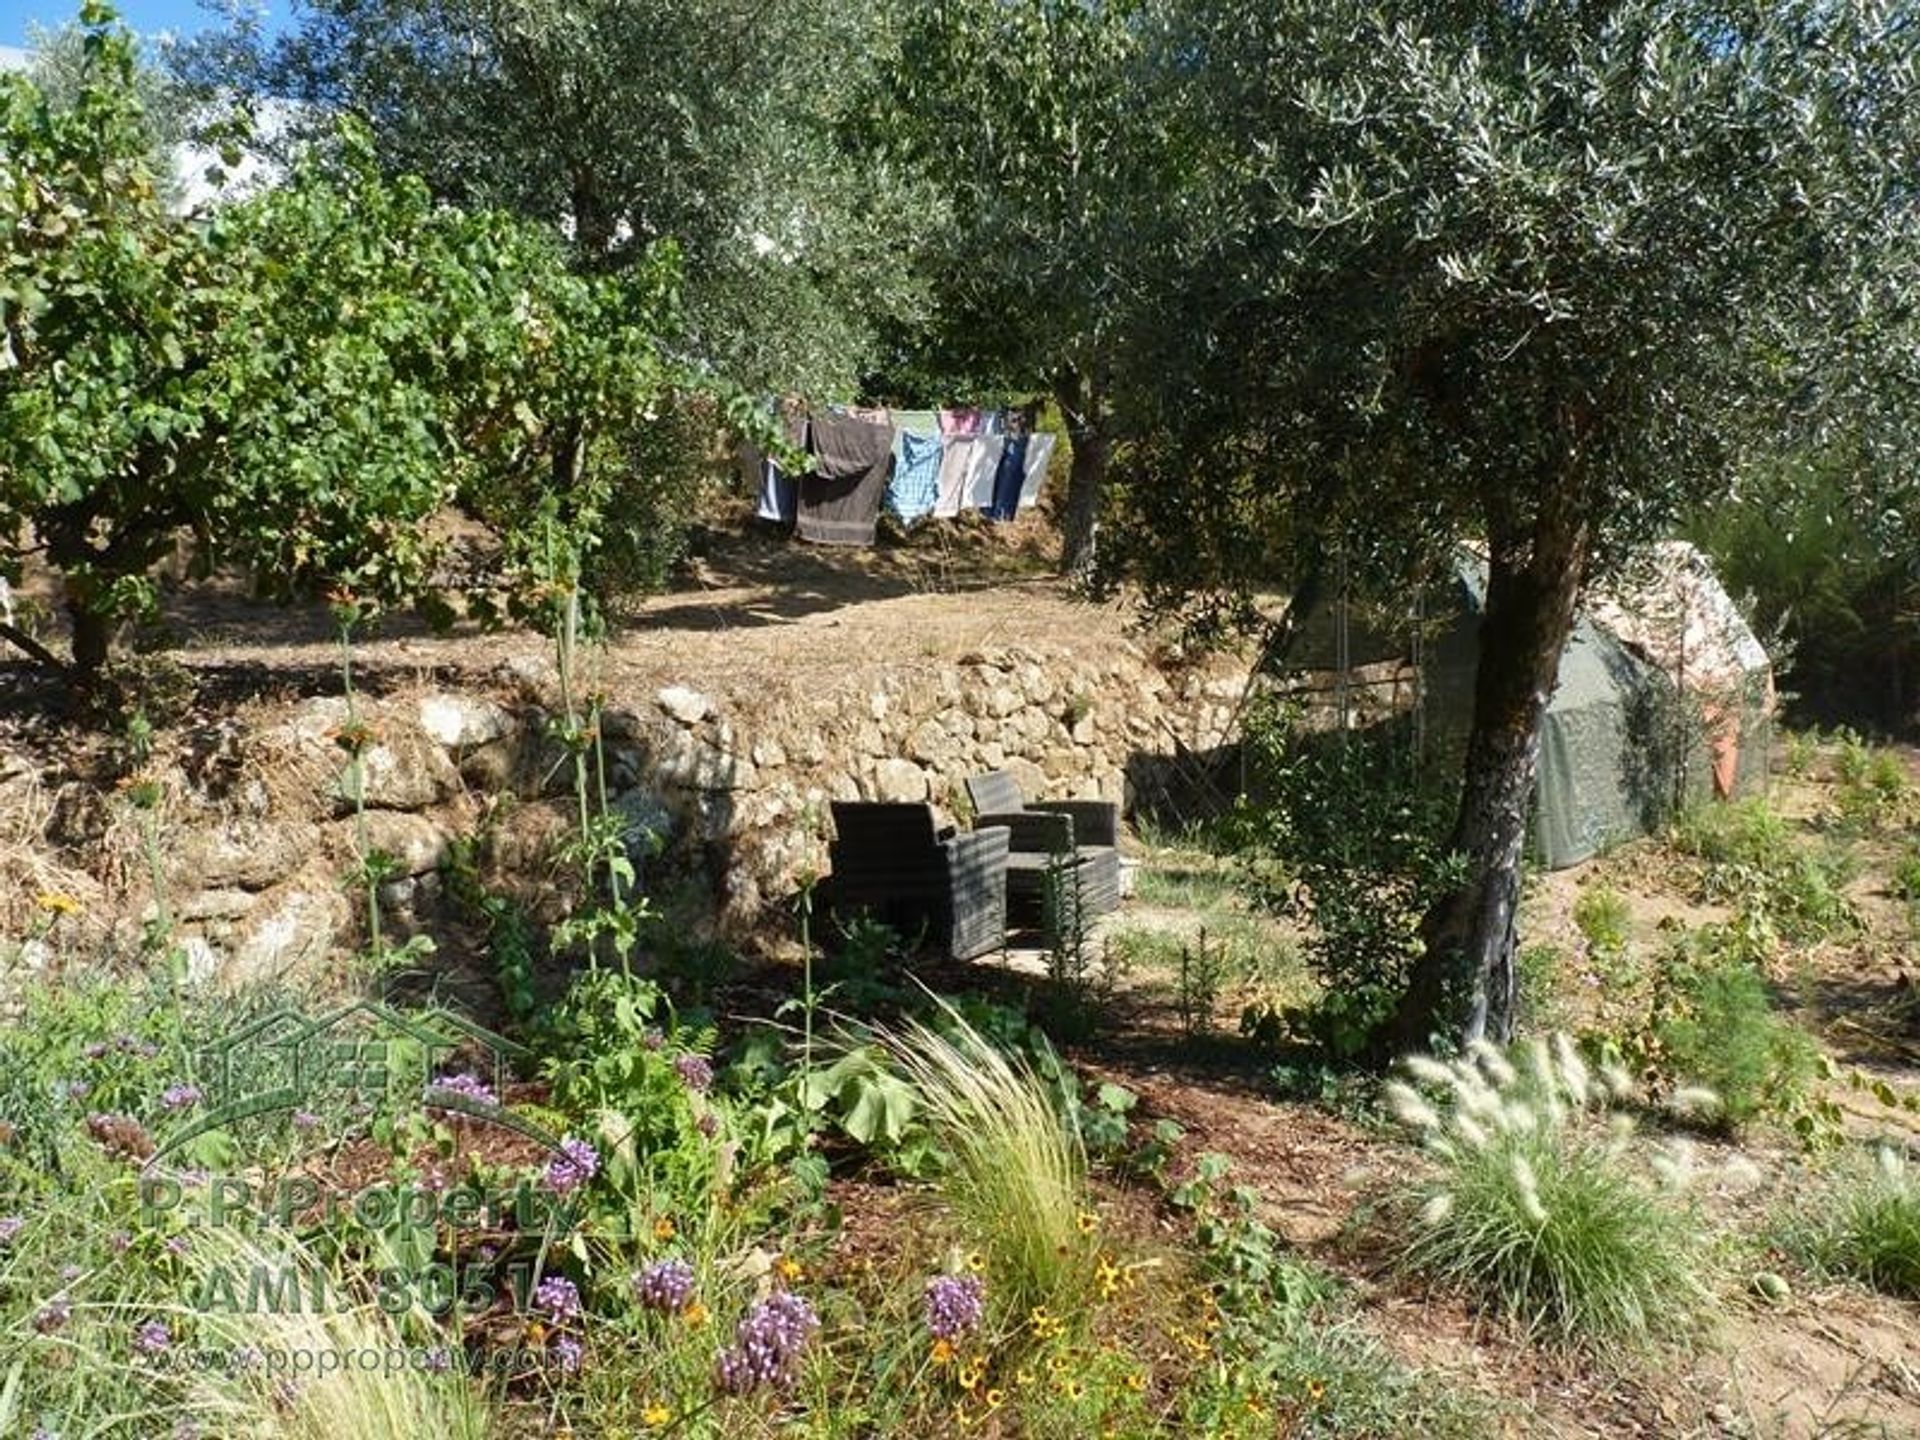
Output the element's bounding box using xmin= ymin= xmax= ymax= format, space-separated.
xmin=933 ymin=435 xmax=975 ymax=518
xmin=964 ymin=435 xmax=1005 ymax=511
xmin=1019 ymin=433 xmax=1056 ymax=509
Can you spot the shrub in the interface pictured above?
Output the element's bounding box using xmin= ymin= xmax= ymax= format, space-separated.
xmin=1387 ymin=1037 xmax=1709 ymax=1352
xmin=1228 ymin=707 xmax=1463 ymax=1059
xmin=881 ymin=1003 xmax=1099 ymax=1316
xmin=1832 ymin=733 xmax=1910 ymax=832
xmin=1650 ymin=929 xmax=1821 ymax=1133
xmin=1785 ymin=1147 xmax=1920 ymax=1299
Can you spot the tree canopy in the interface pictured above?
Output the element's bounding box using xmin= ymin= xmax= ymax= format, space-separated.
xmin=175 ymin=0 xmax=931 ymax=402
xmin=0 ymin=5 xmax=698 ymax=674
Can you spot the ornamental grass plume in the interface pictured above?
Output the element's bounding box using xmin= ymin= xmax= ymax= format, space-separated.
xmin=876 ymin=999 xmax=1099 ymax=1317
xmin=1387 ymin=1034 xmax=1710 ymax=1353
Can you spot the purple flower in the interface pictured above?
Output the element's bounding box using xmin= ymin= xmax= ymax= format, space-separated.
xmin=429 ymin=1072 xmax=497 ymax=1107
xmin=696 ymin=1112 xmax=718 ymax=1138
xmin=0 ymin=1215 xmax=23 ymax=1243
xmin=35 ymin=1297 xmax=72 ymax=1333
xmin=162 ymin=1084 xmax=203 ymax=1111
xmin=109 ymin=1231 xmax=131 ymax=1253
xmin=924 ymin=1273 xmax=986 ymax=1340
xmin=174 ymin=1424 xmax=202 ymax=1440
xmin=133 ymin=1320 xmax=171 ymax=1353
xmin=82 ymin=1041 xmax=109 ymax=1059
xmin=166 ymin=1236 xmax=190 ymax=1257
xmin=713 ymin=1292 xmax=819 ymax=1395
xmin=114 ymin=1035 xmax=158 ymax=1059
xmin=544 ymin=1137 xmax=599 ymax=1195
xmin=551 ymin=1334 xmax=583 ymax=1373
xmin=641 ymin=1028 xmax=665 ymax=1052
xmin=633 ymin=1258 xmax=696 ymax=1312
xmin=674 ymin=1054 xmax=714 ymax=1093
xmin=31 ymin=1429 xmax=58 ymax=1440
xmin=422 ymin=1346 xmax=452 ymax=1374
xmin=533 ymin=1274 xmax=582 ymax=1324
xmin=291 ymin=1111 xmax=320 ymax=1131
xmin=64 ymin=1080 xmax=92 ymax=1101
xmin=59 ymin=1264 xmax=81 ymax=1282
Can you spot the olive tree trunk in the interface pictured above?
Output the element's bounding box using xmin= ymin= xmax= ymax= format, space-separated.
xmin=1053 ymin=368 xmax=1108 ymax=582
xmin=1385 ymin=497 xmax=1589 ymax=1051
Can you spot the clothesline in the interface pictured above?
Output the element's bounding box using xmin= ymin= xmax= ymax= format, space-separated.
xmin=745 ymin=402 xmax=1058 ymax=548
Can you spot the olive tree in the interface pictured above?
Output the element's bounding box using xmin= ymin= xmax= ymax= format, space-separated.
xmin=1116 ymin=0 xmax=1920 ymax=1047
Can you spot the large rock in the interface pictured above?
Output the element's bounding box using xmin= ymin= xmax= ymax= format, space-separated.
xmin=171 ymin=822 xmax=317 ymax=891
xmin=417 ymin=692 xmax=515 ymax=749
xmin=874 ymin=758 xmax=930 ymax=804
xmin=657 ymin=685 xmax=713 ymax=726
xmin=355 ymin=811 xmax=452 ymax=876
xmin=348 ymin=731 xmax=459 ymax=811
xmin=907 ymin=719 xmax=960 ymax=768
xmin=230 ymin=886 xmax=350 ymax=986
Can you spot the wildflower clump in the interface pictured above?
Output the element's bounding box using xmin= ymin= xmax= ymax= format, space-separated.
xmin=714 ymin=1291 xmax=819 ymax=1395
xmin=925 ymin=1273 xmax=985 ymax=1340
xmin=634 ymin=1258 xmax=697 ymax=1313
xmin=1386 ymin=1035 xmax=1710 ymax=1352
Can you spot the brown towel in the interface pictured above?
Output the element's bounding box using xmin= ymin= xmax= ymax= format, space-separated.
xmin=797 ymin=409 xmax=894 ymax=546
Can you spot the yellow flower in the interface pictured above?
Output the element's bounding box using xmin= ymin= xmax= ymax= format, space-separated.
xmin=1305 ymin=1378 xmax=1327 ymax=1403
xmin=1244 ymin=1395 xmax=1266 ymax=1416
xmin=35 ymin=892 xmax=81 ymax=916
xmin=960 ymin=1365 xmax=982 ymax=1392
xmin=526 ymin=1320 xmax=547 ymax=1344
xmin=984 ymin=1388 xmax=1005 ymax=1409
xmin=776 ymin=1255 xmax=804 ymax=1283
xmin=931 ymin=1338 xmax=956 ymax=1367
xmin=652 ymin=1216 xmax=676 ymax=1243
xmin=642 ymin=1403 xmax=672 ymax=1428
xmin=1076 ymin=1210 xmax=1099 ymax=1234
xmin=965 ymin=1251 xmax=986 ymax=1274
xmin=1124 ymin=1371 xmax=1147 ymax=1393
xmin=1015 ymin=1368 xmax=1035 ymax=1387
xmin=681 ymin=1300 xmax=708 ymax=1328
xmin=1060 ymin=1379 xmax=1085 ymax=1401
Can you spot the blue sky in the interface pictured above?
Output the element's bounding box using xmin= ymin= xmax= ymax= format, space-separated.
xmin=0 ymin=0 xmax=290 ymax=48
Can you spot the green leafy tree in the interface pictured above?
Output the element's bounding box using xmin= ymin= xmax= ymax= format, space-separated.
xmin=882 ymin=0 xmax=1184 ymax=575
xmin=1115 ymin=0 xmax=1920 ymax=1047
xmin=0 ymin=5 xmax=694 ymax=675
xmin=176 ymin=0 xmax=928 ymax=401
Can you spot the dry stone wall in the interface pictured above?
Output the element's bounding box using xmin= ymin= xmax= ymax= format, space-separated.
xmin=1 ymin=642 xmax=1258 ymax=988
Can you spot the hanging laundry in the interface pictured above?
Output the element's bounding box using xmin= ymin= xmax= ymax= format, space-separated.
xmin=797 ymin=409 xmax=894 ymax=546
xmin=933 ymin=434 xmax=977 ymax=518
xmin=891 ymin=409 xmax=940 ymax=436
xmin=939 ymin=407 xmax=984 ymax=437
xmin=985 ymin=433 xmax=1030 ymax=521
xmin=887 ymin=428 xmax=944 ymax=522
xmin=1018 ymin=432 xmax=1057 ymax=510
xmin=962 ymin=434 xmax=1005 ymax=512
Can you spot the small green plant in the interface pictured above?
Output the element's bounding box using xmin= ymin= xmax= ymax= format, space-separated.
xmin=1177 ymin=928 xmax=1230 ymax=1036
xmin=1170 ymin=1152 xmax=1333 ymax=1318
xmin=1832 ymin=733 xmax=1909 ymax=832
xmin=1650 ymin=928 xmax=1821 ymax=1134
xmin=1782 ymin=1146 xmax=1920 ymax=1299
xmin=1572 ymin=885 xmax=1632 ymax=959
xmin=1386 ymin=1036 xmax=1710 ymax=1352
xmin=1783 ymin=728 xmax=1819 ymax=778
xmin=1671 ymin=796 xmax=1860 ymax=942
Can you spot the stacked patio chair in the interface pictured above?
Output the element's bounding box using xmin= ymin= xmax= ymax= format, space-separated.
xmin=825 ymin=801 xmax=1009 ymax=961
xmin=963 ymin=770 xmax=1122 ymax=922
